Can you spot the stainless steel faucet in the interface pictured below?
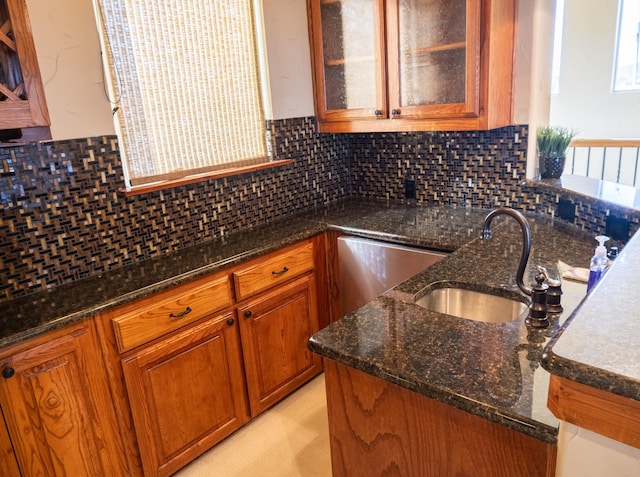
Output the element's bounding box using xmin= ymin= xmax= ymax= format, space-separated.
xmin=481 ymin=208 xmax=532 ymax=296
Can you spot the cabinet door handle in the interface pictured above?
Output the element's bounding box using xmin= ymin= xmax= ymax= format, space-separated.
xmin=374 ymin=109 xmax=382 ymax=117
xmin=169 ymin=306 xmax=192 ymax=320
xmin=244 ymin=310 xmax=252 ymax=318
xmin=391 ymin=108 xmax=400 ymax=117
xmin=226 ymin=318 xmax=235 ymax=326
xmin=272 ymin=266 xmax=289 ymax=276
xmin=2 ymin=367 xmax=15 ymax=379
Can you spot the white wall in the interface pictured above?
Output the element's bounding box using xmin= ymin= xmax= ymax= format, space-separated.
xmin=26 ymin=0 xmax=115 ymax=138
xmin=516 ymin=0 xmax=557 ymax=179
xmin=550 ymin=0 xmax=640 ymax=138
xmin=35 ymin=0 xmax=629 ymax=148
xmin=556 ymin=422 xmax=640 ymax=477
xmin=261 ymin=0 xmax=315 ymax=120
xmin=25 ymin=0 xmax=314 ymax=140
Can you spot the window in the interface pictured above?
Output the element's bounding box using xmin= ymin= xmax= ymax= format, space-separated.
xmin=93 ymin=0 xmax=278 ymax=193
xmin=613 ymin=0 xmax=640 ymax=92
xmin=551 ymin=0 xmax=566 ymax=95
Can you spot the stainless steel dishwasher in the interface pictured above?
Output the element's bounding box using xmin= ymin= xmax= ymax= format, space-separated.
xmin=337 ymin=236 xmax=447 ymax=316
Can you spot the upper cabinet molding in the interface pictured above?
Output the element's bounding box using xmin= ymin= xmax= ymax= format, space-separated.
xmin=307 ymin=0 xmax=516 ymax=133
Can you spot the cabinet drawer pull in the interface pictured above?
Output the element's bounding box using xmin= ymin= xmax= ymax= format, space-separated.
xmin=226 ymin=318 xmax=235 ymax=326
xmin=244 ymin=310 xmax=252 ymax=318
xmin=2 ymin=367 xmax=15 ymax=379
xmin=169 ymin=306 xmax=192 ymax=320
xmin=272 ymin=267 xmax=289 ymax=276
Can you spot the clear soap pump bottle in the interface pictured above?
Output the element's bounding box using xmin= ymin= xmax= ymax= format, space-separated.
xmin=587 ymin=235 xmax=609 ymax=293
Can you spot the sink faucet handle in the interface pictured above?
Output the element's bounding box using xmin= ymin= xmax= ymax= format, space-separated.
xmin=538 ymin=265 xmax=564 ymax=313
xmin=536 ymin=265 xmax=552 ymax=284
xmin=527 ymin=267 xmax=550 ymax=328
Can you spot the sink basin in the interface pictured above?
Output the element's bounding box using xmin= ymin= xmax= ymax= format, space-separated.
xmin=414 ymin=287 xmax=528 ymax=323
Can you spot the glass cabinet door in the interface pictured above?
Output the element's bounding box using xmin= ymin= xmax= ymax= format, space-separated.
xmin=387 ymin=0 xmax=480 ymax=119
xmin=310 ymin=0 xmax=386 ymax=120
xmin=0 ymin=0 xmax=50 ymax=130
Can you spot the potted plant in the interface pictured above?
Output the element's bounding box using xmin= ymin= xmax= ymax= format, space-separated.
xmin=536 ymin=125 xmax=577 ymax=179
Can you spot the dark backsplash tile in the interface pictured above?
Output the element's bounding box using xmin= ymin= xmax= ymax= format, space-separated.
xmin=2 ymin=118 xmax=638 ymax=301
xmin=349 ymin=126 xmax=529 ymax=208
xmin=0 ymin=117 xmax=350 ymax=300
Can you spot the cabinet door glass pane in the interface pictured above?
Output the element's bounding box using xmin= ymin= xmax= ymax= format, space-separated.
xmin=0 ymin=0 xmax=25 ymax=100
xmin=398 ymin=0 xmax=466 ymax=106
xmin=321 ymin=0 xmax=376 ymax=110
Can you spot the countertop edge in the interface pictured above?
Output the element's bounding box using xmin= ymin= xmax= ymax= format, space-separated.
xmin=0 ymin=224 xmax=326 ymax=349
xmin=308 ymin=337 xmax=559 ymax=444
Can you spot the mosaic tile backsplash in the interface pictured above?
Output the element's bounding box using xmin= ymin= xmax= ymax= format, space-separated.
xmin=2 ymin=118 xmax=638 ymax=301
xmin=350 ymin=126 xmax=529 ymax=208
xmin=0 ymin=117 xmax=350 ymax=300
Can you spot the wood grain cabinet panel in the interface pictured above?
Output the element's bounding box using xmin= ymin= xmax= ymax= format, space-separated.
xmin=238 ymin=273 xmax=323 ymax=416
xmin=233 ymin=241 xmax=315 ymax=301
xmin=324 ymin=359 xmax=556 ymax=477
xmin=0 ymin=410 xmax=20 ymax=477
xmin=121 ymin=313 xmax=250 ymax=477
xmin=0 ymin=322 xmax=130 ymax=477
xmin=112 ymin=274 xmax=232 ymax=352
xmin=97 ymin=237 xmax=326 ymax=475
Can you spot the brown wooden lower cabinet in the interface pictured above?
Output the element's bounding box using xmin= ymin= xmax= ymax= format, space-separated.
xmin=238 ymin=273 xmax=323 ymax=416
xmin=0 ymin=409 xmax=20 ymax=476
xmin=0 ymin=236 xmax=327 ymax=476
xmin=121 ymin=312 xmax=250 ymax=477
xmin=323 ymin=359 xmax=557 ymax=477
xmin=0 ymin=321 xmax=130 ymax=477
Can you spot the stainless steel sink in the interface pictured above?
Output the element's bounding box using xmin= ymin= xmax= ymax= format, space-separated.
xmin=414 ymin=287 xmax=528 ymax=323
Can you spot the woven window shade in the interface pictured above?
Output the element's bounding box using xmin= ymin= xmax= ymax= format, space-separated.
xmin=94 ymin=0 xmax=270 ymax=188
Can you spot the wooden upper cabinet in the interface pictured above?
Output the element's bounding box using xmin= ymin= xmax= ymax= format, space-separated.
xmin=308 ymin=0 xmax=387 ymax=122
xmin=0 ymin=0 xmax=51 ymax=141
xmin=307 ymin=0 xmax=516 ymax=132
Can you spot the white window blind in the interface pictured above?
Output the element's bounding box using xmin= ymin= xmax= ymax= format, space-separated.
xmin=93 ymin=0 xmax=271 ymax=190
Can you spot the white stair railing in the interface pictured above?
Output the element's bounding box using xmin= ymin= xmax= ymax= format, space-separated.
xmin=565 ymin=139 xmax=640 ymax=187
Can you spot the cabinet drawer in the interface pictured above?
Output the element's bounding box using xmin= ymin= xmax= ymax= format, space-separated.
xmin=112 ymin=275 xmax=231 ymax=352
xmin=233 ymin=241 xmax=314 ymax=301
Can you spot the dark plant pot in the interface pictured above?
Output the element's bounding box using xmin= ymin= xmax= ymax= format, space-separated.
xmin=539 ymin=155 xmax=566 ymax=179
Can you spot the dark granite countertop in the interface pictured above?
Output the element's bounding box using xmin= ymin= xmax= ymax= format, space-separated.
xmin=541 ymin=227 xmax=640 ymax=401
xmin=0 ymin=218 xmax=326 ymax=348
xmin=308 ymin=210 xmax=594 ymax=443
xmin=4 ymin=198 xmax=627 ymax=446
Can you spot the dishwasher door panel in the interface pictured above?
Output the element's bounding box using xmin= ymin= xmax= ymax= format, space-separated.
xmin=337 ymin=236 xmax=447 ymax=316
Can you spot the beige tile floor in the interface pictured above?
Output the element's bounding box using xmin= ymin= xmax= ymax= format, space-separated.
xmin=174 ymin=374 xmax=331 ymax=477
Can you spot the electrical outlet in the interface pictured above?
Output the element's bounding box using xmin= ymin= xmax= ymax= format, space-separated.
xmin=405 ymin=179 xmax=416 ymax=200
xmin=557 ymin=198 xmax=575 ymax=222
xmin=606 ymin=215 xmax=630 ymax=242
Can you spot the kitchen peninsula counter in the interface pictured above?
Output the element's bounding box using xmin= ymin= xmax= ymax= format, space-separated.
xmin=308 ymin=203 xmax=595 ymax=444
